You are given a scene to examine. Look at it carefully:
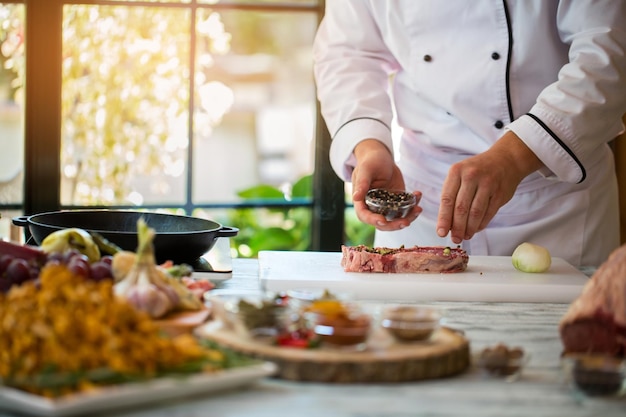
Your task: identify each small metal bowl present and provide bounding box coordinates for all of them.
[562,354,625,397]
[365,189,417,221]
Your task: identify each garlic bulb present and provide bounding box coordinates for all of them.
[125,276,173,319]
[113,218,179,318]
[112,237,203,312]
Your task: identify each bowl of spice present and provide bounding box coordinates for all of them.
[476,343,528,380]
[365,189,417,221]
[303,299,372,350]
[207,290,290,341]
[380,305,442,342]
[285,288,352,310]
[562,354,625,397]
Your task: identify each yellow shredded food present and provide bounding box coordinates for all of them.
[305,299,350,318]
[0,264,223,397]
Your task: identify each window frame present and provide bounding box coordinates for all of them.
[17,0,344,251]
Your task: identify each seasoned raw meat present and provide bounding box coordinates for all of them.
[559,244,626,357]
[341,245,469,273]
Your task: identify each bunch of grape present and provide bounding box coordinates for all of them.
[0,250,114,294]
[0,254,41,293]
[47,250,114,282]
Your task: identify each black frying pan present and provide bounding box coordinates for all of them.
[12,210,238,264]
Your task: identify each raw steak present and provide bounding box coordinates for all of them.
[341,245,469,273]
[559,244,626,357]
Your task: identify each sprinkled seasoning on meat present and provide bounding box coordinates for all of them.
[341,245,469,273]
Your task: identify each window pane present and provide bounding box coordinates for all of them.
[61,5,191,206]
[193,8,316,203]
[0,4,25,210]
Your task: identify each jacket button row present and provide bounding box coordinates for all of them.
[494,120,504,129]
[423,53,500,62]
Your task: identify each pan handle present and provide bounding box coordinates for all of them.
[11,215,35,245]
[12,215,30,228]
[217,226,239,238]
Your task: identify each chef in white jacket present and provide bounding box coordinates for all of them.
[313,0,626,267]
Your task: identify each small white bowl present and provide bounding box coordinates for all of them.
[206,290,289,340]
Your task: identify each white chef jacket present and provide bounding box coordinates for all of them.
[313,0,626,267]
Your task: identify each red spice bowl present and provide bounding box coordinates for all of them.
[303,300,372,350]
[285,288,353,310]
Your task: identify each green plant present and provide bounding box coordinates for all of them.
[344,208,375,247]
[228,174,374,258]
[228,175,312,258]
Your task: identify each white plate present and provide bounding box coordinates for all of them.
[0,362,277,417]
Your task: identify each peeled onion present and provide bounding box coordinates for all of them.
[511,242,552,273]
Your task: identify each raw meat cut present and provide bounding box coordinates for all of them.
[341,245,469,273]
[559,244,626,357]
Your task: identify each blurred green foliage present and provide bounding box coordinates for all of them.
[228,174,374,258]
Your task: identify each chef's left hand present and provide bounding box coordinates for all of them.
[436,131,543,244]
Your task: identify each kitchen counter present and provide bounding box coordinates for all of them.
[2,258,624,417]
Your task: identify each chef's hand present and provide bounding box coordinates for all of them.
[352,139,422,231]
[436,131,543,243]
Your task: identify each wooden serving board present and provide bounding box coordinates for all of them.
[197,321,470,383]
[259,251,589,303]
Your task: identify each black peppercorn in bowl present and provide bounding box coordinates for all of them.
[365,189,417,221]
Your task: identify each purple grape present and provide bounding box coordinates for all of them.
[100,255,113,266]
[45,258,62,267]
[29,265,41,279]
[67,256,91,278]
[6,258,32,285]
[63,250,84,264]
[0,254,13,275]
[89,261,113,282]
[46,252,65,264]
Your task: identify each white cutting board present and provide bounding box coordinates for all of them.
[258,251,590,303]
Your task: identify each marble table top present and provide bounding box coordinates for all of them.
[1,258,623,417]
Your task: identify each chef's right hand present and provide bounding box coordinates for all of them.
[351,139,422,231]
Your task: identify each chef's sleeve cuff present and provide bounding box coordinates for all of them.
[507,113,585,184]
[329,117,394,181]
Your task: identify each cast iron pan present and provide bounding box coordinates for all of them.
[12,210,239,265]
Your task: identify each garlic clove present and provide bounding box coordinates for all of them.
[126,281,174,319]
